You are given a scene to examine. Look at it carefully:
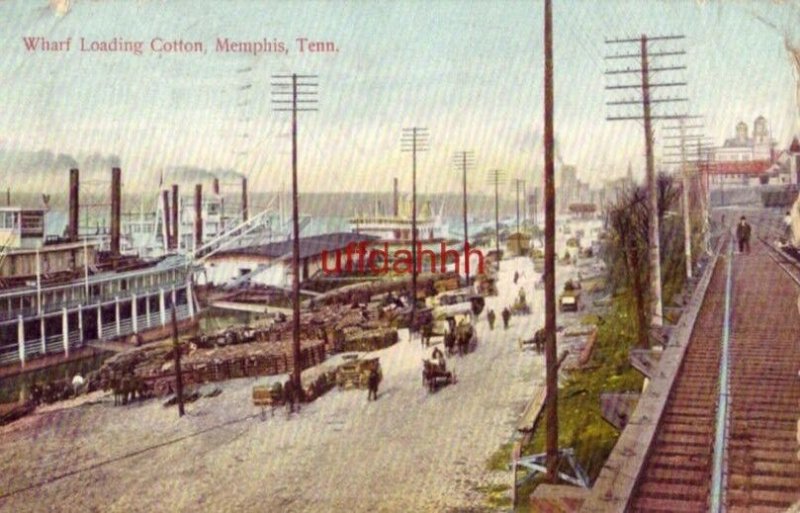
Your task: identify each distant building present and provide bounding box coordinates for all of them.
[704,116,776,187]
[785,136,800,184]
[527,188,540,224]
[506,232,532,257]
[205,232,378,288]
[603,163,636,203]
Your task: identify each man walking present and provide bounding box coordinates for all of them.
[736,216,752,254]
[502,307,511,330]
[367,368,380,401]
[783,210,793,245]
[284,379,296,414]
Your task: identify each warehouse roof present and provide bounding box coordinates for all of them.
[214,232,378,260]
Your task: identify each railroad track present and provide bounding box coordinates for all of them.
[629,216,800,512]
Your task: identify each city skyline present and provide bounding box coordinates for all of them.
[0,0,797,195]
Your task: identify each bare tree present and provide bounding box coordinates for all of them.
[605,173,683,348]
[607,186,649,348]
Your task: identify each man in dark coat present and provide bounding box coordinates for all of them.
[502,307,511,330]
[367,368,380,401]
[284,379,296,414]
[736,216,751,254]
[487,309,496,330]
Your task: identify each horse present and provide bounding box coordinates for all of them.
[421,323,433,348]
[444,332,456,356]
[456,323,475,356]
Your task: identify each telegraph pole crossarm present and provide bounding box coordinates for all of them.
[272,73,319,402]
[604,32,690,330]
[453,151,475,286]
[401,127,429,329]
[487,169,505,257]
[663,119,708,280]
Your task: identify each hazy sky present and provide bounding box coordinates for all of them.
[0,0,797,196]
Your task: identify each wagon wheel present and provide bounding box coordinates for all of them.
[153,379,170,397]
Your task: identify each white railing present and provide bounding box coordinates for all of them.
[191,199,275,263]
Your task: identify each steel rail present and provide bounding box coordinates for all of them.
[710,237,733,512]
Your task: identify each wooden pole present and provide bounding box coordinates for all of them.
[640,35,664,327]
[494,176,500,255]
[171,305,185,417]
[411,128,418,325]
[290,73,303,400]
[543,0,559,481]
[462,153,470,285]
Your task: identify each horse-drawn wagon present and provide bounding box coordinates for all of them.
[422,358,456,392]
[428,288,485,317]
[335,355,382,390]
[559,280,582,313]
[520,327,546,353]
[510,293,531,316]
[432,304,478,355]
[252,383,284,418]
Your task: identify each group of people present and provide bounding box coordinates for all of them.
[486,307,512,330]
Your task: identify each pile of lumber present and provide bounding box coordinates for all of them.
[313,272,459,306]
[95,337,327,397]
[340,327,398,352]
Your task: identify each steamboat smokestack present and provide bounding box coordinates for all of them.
[68,168,79,242]
[110,167,121,256]
[194,184,203,249]
[161,189,171,251]
[393,177,399,217]
[171,184,179,250]
[213,177,220,195]
[241,177,248,222]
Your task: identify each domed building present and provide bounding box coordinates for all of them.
[704,116,776,187]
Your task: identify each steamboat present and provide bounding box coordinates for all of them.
[0,168,197,368]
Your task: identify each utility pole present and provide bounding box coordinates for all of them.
[663,122,706,280]
[514,179,526,234]
[272,73,318,400]
[488,169,505,256]
[698,140,714,254]
[522,180,528,228]
[543,0,558,482]
[453,151,474,285]
[678,119,692,279]
[170,304,185,417]
[401,127,429,327]
[605,33,689,329]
